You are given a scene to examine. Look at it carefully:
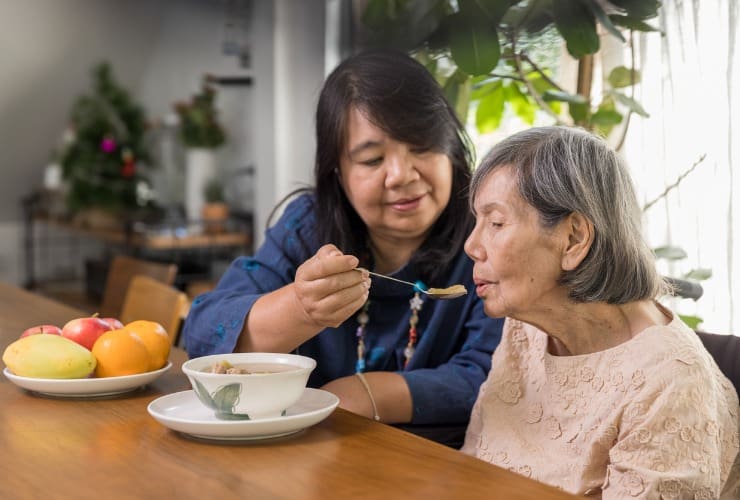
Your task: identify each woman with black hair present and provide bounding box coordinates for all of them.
[182,49,503,444]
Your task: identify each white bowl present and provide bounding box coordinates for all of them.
[182,353,316,420]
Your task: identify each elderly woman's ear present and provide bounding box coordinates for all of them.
[560,212,594,271]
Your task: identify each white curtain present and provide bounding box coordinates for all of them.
[624,0,740,334]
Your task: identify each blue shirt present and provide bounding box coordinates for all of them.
[182,194,503,426]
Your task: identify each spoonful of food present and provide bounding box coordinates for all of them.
[355,268,468,300]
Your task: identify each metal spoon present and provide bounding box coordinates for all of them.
[355,268,468,300]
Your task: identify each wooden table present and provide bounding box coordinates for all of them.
[0,282,577,499]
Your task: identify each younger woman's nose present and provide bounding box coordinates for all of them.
[385,150,419,187]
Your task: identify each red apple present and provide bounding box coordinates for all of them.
[101,318,124,330]
[20,324,63,338]
[62,317,113,350]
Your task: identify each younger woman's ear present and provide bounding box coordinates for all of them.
[561,212,594,271]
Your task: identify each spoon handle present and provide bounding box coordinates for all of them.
[356,268,421,290]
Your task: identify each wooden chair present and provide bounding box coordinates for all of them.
[120,275,189,345]
[99,255,178,318]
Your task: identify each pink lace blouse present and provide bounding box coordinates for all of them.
[462,314,740,498]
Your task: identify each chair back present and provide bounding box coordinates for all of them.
[99,255,177,318]
[120,275,189,345]
[696,330,740,397]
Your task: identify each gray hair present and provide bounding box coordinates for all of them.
[470,126,666,304]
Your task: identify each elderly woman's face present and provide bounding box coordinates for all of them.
[338,106,453,246]
[464,165,566,320]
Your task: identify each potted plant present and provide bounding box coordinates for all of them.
[173,78,227,222]
[59,62,155,228]
[359,0,661,142]
[201,177,229,234]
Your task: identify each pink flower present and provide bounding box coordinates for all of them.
[658,479,682,498]
[496,379,522,404]
[525,403,543,424]
[579,366,595,382]
[664,416,681,433]
[100,135,117,153]
[620,471,645,496]
[544,416,562,439]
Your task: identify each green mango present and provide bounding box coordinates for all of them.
[3,334,96,378]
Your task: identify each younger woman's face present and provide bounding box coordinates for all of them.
[338,106,453,246]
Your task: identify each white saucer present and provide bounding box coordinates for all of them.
[3,362,172,398]
[147,387,339,441]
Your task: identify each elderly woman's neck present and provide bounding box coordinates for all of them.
[528,300,671,356]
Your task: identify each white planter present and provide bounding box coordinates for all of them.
[184,148,217,221]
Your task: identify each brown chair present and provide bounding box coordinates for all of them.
[119,275,189,345]
[99,255,178,319]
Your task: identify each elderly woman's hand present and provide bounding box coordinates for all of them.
[293,244,370,329]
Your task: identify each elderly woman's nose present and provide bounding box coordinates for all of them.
[464,226,483,260]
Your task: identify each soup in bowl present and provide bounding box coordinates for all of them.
[182,353,316,420]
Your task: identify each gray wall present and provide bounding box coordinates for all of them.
[0,0,328,286]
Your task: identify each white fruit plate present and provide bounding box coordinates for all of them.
[2,362,172,397]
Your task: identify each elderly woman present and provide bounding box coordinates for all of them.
[462,126,739,498]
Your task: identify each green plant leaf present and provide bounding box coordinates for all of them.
[470,77,502,100]
[679,314,703,330]
[466,0,513,25]
[608,66,641,88]
[609,15,660,32]
[504,83,536,124]
[568,102,589,124]
[360,0,394,30]
[552,1,599,58]
[476,84,506,133]
[590,108,623,126]
[608,0,661,21]
[449,11,501,75]
[654,246,688,260]
[502,1,553,34]
[684,268,713,281]
[443,70,472,123]
[361,0,449,50]
[584,0,625,42]
[529,74,561,114]
[611,91,650,118]
[542,89,587,104]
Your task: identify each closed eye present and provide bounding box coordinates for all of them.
[410,147,431,154]
[360,157,383,166]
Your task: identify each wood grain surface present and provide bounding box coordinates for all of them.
[0,282,578,499]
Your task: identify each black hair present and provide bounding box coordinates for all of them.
[312,49,474,284]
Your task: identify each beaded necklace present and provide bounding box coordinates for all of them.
[355,281,426,373]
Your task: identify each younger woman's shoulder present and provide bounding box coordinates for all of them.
[269,192,317,231]
[282,191,316,217]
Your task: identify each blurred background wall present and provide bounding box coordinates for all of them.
[0,0,328,286]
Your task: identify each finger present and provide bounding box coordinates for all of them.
[309,287,370,328]
[297,270,369,307]
[316,243,342,258]
[302,246,360,281]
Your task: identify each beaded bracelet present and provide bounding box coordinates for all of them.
[355,372,381,421]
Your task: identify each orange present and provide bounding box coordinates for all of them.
[124,320,171,371]
[91,329,150,377]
